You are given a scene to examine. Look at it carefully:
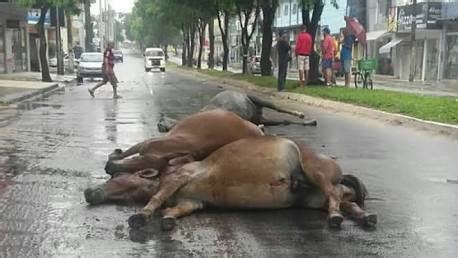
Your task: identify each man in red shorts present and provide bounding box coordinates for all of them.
[88,41,122,99]
[295,24,312,86]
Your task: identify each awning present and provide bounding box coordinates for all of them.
[379,38,406,54]
[366,30,388,41]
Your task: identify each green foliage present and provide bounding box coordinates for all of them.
[18,0,80,12]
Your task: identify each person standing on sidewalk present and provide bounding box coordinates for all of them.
[294,25,313,86]
[88,42,121,99]
[340,29,355,87]
[320,27,335,86]
[277,31,291,92]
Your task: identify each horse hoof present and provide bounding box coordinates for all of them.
[328,213,344,229]
[128,213,148,230]
[161,217,176,231]
[84,187,105,205]
[363,213,377,228]
[108,149,123,161]
[304,120,318,127]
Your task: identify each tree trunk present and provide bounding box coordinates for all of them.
[37,7,52,82]
[197,20,207,69]
[208,19,215,69]
[66,12,74,73]
[238,7,260,74]
[217,11,230,71]
[187,23,196,67]
[302,2,324,84]
[260,0,277,76]
[182,25,187,66]
[83,0,93,52]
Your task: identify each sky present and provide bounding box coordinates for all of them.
[90,0,136,15]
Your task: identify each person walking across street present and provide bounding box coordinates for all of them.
[294,24,313,86]
[340,29,355,87]
[277,31,291,92]
[320,27,335,86]
[88,41,122,99]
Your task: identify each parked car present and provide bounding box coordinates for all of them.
[76,52,103,83]
[113,50,123,62]
[247,56,273,75]
[144,47,165,72]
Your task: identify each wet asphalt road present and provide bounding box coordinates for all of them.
[1,52,458,257]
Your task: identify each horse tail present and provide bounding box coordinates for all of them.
[340,174,368,208]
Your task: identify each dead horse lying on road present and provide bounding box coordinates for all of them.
[157,90,317,133]
[85,136,377,230]
[105,109,264,176]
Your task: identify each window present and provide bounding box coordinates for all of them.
[292,3,297,14]
[284,5,289,16]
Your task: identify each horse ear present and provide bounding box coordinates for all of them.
[139,168,159,179]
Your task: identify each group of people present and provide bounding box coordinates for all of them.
[276,24,355,91]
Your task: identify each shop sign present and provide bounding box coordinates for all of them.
[397,3,442,32]
[442,2,458,20]
[27,9,51,25]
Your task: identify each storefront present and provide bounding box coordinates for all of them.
[0,3,29,73]
[380,2,443,81]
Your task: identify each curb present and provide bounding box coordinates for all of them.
[0,83,60,105]
[172,66,458,138]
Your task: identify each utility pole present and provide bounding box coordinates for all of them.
[408,0,417,82]
[56,7,64,75]
[99,0,104,51]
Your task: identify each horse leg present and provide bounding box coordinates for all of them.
[108,138,161,161]
[128,163,200,229]
[160,199,204,231]
[340,201,377,228]
[301,169,344,228]
[105,155,155,176]
[248,95,304,118]
[260,117,317,127]
[339,184,377,228]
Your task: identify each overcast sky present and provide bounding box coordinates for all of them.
[91,0,136,15]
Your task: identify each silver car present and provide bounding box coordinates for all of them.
[76,52,103,83]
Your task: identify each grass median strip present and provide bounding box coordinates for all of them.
[175,65,458,125]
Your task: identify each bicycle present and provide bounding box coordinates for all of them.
[353,58,377,89]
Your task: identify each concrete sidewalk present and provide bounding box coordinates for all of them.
[0,72,74,105]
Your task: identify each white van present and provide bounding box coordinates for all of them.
[144,47,166,72]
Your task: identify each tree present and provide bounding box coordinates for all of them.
[300,0,338,83]
[259,0,278,76]
[19,0,80,81]
[235,0,260,74]
[208,19,215,69]
[217,4,232,71]
[82,0,94,52]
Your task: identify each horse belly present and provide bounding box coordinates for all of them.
[178,179,296,209]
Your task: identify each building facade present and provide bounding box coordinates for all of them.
[354,0,458,81]
[0,0,29,73]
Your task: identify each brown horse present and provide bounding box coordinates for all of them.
[105,109,264,176]
[85,136,376,230]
